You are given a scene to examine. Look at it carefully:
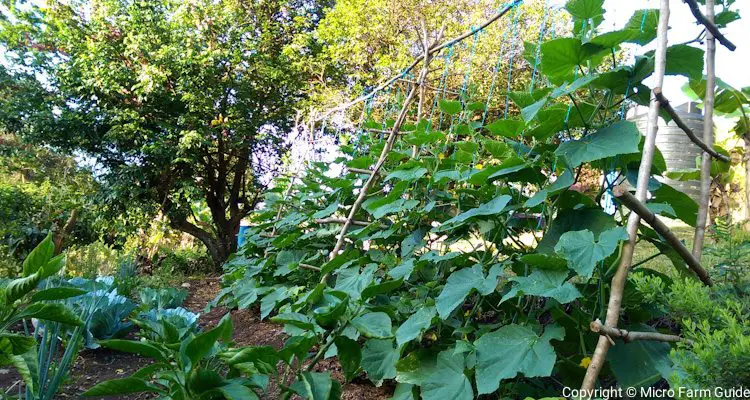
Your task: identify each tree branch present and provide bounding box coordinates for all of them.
[653,88,729,163]
[590,319,693,344]
[613,186,713,286]
[683,0,736,51]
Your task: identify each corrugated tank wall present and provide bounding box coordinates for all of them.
[630,103,706,202]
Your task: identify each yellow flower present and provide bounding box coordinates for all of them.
[438,153,445,160]
[475,163,484,170]
[579,357,592,368]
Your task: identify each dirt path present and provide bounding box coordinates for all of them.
[182,277,394,400]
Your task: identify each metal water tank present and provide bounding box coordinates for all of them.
[630,102,705,201]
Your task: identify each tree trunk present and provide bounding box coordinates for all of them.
[693,0,716,257]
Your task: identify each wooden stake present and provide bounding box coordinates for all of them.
[683,0,736,51]
[693,0,717,258]
[612,186,713,286]
[653,88,728,163]
[315,218,371,227]
[581,0,671,392]
[590,319,693,345]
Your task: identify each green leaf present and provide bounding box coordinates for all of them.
[82,377,159,396]
[665,45,704,80]
[540,38,585,82]
[438,100,462,116]
[391,383,415,400]
[100,340,167,362]
[625,9,659,44]
[525,169,574,207]
[334,336,361,382]
[22,234,54,277]
[4,273,42,303]
[665,168,701,181]
[361,278,403,300]
[395,306,436,348]
[334,265,376,300]
[565,0,604,20]
[30,287,87,302]
[320,249,359,276]
[389,259,415,280]
[185,316,232,366]
[8,349,38,395]
[485,119,525,137]
[271,312,316,331]
[714,10,740,27]
[364,198,419,219]
[555,227,629,277]
[607,325,672,387]
[555,121,640,168]
[436,264,503,319]
[312,201,339,219]
[38,254,66,279]
[501,268,582,304]
[521,98,549,122]
[384,167,428,182]
[421,350,473,400]
[352,312,393,338]
[519,253,568,271]
[217,383,259,400]
[16,303,84,326]
[651,183,698,226]
[361,339,398,382]
[0,333,35,355]
[474,324,564,394]
[434,195,512,232]
[298,372,338,400]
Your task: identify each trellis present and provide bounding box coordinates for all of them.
[268,0,735,394]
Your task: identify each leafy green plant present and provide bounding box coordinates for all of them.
[0,234,89,399]
[136,307,200,342]
[199,0,740,396]
[138,287,189,310]
[82,314,265,399]
[704,218,750,291]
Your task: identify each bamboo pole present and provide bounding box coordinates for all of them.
[693,0,717,258]
[580,0,671,392]
[590,319,693,345]
[612,186,713,286]
[653,88,728,163]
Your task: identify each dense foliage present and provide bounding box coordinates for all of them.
[186,2,741,398]
[0,0,330,268]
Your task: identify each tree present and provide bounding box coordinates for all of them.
[0,0,328,269]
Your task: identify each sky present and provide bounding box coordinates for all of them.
[599,0,750,103]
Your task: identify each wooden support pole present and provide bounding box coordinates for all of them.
[613,186,713,287]
[299,263,321,272]
[346,167,375,175]
[693,0,718,258]
[653,88,729,163]
[683,0,736,51]
[590,319,693,345]
[315,218,371,227]
[581,0,671,392]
